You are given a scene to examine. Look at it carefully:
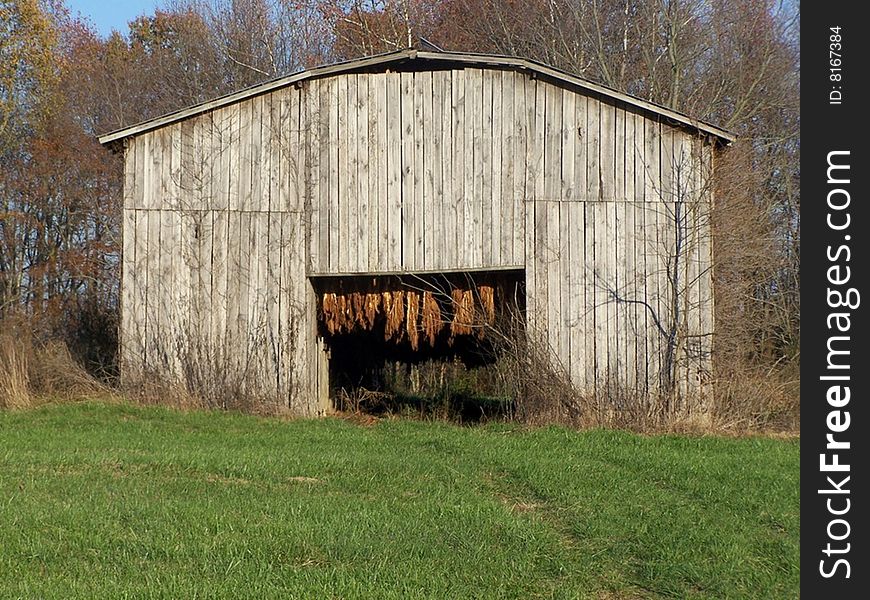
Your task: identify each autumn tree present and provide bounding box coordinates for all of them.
[1,0,61,315]
[317,0,441,59]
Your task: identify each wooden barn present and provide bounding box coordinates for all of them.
[99,49,734,416]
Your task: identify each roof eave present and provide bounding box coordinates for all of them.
[98,49,735,147]
[97,49,418,147]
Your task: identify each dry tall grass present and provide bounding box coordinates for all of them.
[0,327,111,409]
[482,305,799,434]
[0,332,30,409]
[2,312,799,434]
[118,322,285,416]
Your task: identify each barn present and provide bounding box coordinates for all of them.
[99,49,734,416]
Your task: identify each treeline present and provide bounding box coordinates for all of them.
[1,0,799,422]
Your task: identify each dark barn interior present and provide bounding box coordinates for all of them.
[312,270,525,420]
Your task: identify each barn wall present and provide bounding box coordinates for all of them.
[120,87,327,415]
[304,68,527,274]
[520,79,714,407]
[120,62,715,414]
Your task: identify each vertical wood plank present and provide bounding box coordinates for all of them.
[314,79,330,273]
[524,75,541,333]
[301,83,317,270]
[400,71,415,270]
[356,74,370,272]
[600,102,615,202]
[583,200,596,396]
[606,198,619,398]
[574,94,587,200]
[614,108,628,397]
[645,117,662,397]
[413,70,426,269]
[561,88,576,202]
[259,212,276,398]
[558,201,571,377]
[328,77,340,271]
[154,129,171,371]
[490,70,503,265]
[141,220,159,376]
[170,126,187,365]
[147,132,161,211]
[544,82,562,206]
[450,69,466,268]
[469,68,484,267]
[269,211,290,408]
[211,209,228,378]
[512,72,527,263]
[283,211,297,407]
[615,107,625,202]
[278,211,291,405]
[341,74,355,272]
[250,95,263,212]
[624,111,638,398]
[598,102,617,398]
[499,71,514,265]
[158,209,175,371]
[438,71,454,270]
[568,201,586,391]
[356,75,375,271]
[632,112,648,398]
[189,116,204,210]
[366,73,380,271]
[240,212,256,390]
[225,209,242,379]
[386,71,402,270]
[422,70,437,270]
[375,73,389,271]
[533,73,548,345]
[212,109,228,212]
[616,200,633,397]
[178,120,192,212]
[461,69,475,268]
[238,99,253,212]
[227,103,241,213]
[132,136,146,209]
[592,201,608,399]
[246,211,261,395]
[546,201,561,365]
[533,175,549,358]
[197,210,214,371]
[280,88,296,213]
[480,69,494,267]
[266,91,279,215]
[586,99,600,203]
[349,74,362,272]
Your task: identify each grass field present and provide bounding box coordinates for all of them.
[0,402,798,599]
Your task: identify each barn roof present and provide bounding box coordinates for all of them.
[98,49,735,147]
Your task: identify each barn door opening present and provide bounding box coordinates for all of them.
[311,270,525,422]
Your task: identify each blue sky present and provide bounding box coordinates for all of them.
[66,0,165,37]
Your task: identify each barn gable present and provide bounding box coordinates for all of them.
[103,50,730,416]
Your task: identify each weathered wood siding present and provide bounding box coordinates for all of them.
[121,86,327,415]
[120,61,716,413]
[305,68,527,274]
[521,86,715,406]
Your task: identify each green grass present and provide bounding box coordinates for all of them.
[0,402,799,599]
